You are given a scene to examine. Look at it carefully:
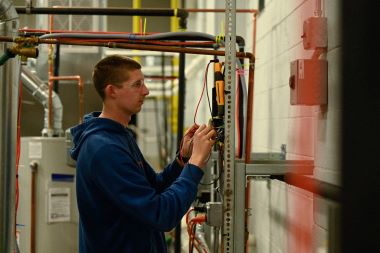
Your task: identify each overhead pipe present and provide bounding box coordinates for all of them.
[15,6,189,17]
[58,40,254,59]
[39,31,216,41]
[20,66,63,136]
[1,38,255,148]
[0,1,19,253]
[0,37,253,59]
[15,6,189,29]
[0,36,256,60]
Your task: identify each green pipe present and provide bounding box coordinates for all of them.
[0,48,15,66]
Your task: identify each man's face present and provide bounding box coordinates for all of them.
[113,69,149,116]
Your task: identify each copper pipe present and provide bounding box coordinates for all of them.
[0,35,14,42]
[0,37,255,61]
[79,79,84,123]
[47,14,55,132]
[252,12,258,60]
[63,40,255,60]
[49,76,84,123]
[29,162,38,253]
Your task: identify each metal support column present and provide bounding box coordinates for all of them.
[174,51,186,253]
[222,0,237,252]
[0,2,19,253]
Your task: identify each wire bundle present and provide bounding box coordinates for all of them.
[185,208,208,253]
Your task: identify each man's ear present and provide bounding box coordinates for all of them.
[104,84,117,99]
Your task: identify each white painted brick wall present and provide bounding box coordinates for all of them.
[270,180,288,253]
[248,178,271,253]
[189,1,342,252]
[246,0,342,252]
[287,184,314,253]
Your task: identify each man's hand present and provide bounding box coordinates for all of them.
[180,124,199,160]
[188,124,216,169]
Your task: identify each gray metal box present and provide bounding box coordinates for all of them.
[302,17,328,49]
[17,137,78,253]
[289,59,328,105]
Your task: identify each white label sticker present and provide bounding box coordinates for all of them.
[48,188,70,223]
[29,142,42,159]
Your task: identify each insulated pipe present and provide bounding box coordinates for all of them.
[0,37,254,60]
[285,173,342,202]
[21,66,63,136]
[0,1,19,253]
[39,31,216,41]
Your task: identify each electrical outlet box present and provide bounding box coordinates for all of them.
[206,202,223,227]
[302,17,327,49]
[289,59,328,105]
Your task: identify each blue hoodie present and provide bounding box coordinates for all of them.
[70,112,203,253]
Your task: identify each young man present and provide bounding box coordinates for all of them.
[70,55,216,253]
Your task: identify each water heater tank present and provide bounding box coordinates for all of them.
[17,137,78,253]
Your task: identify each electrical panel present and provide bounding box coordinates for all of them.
[289,59,327,105]
[302,17,327,50]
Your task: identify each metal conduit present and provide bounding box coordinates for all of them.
[15,6,189,29]
[285,173,342,202]
[0,1,19,253]
[15,7,189,18]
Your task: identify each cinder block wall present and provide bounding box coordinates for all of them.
[242,0,341,252]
